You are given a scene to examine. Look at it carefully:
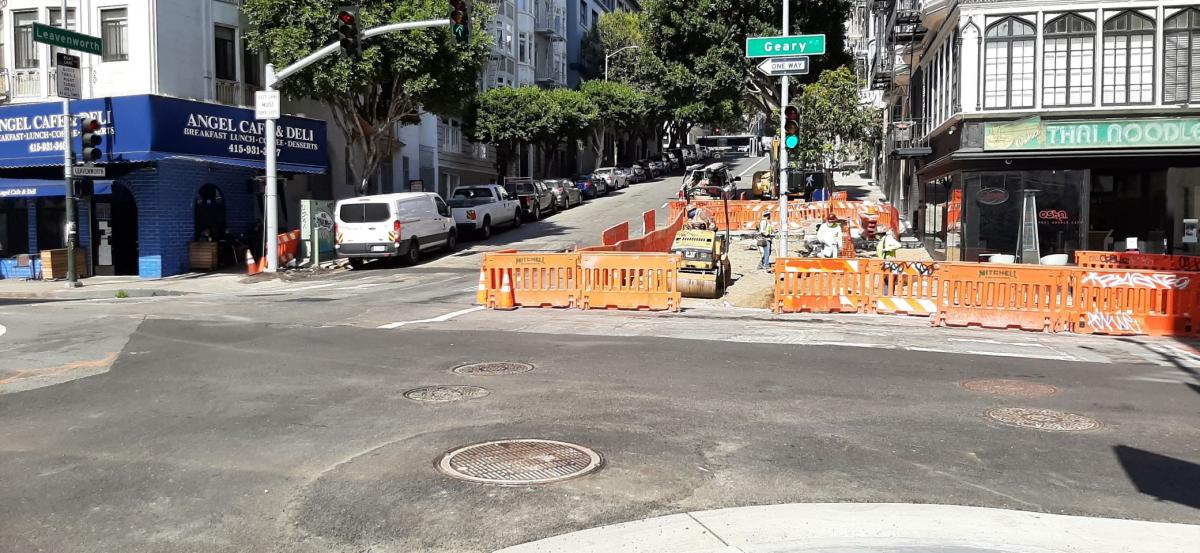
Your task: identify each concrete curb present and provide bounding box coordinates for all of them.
[0,288,191,300]
[493,503,1200,553]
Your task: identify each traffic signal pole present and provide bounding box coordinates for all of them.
[260,18,450,272]
[61,0,80,287]
[777,0,790,256]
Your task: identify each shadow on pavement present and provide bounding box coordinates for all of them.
[1117,337,1200,396]
[1114,445,1200,509]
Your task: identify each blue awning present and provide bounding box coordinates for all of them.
[0,178,113,198]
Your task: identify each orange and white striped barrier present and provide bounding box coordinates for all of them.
[875,297,937,316]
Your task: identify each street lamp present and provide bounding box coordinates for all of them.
[604,45,640,81]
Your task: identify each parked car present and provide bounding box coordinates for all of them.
[648,157,669,175]
[545,178,583,210]
[574,173,603,198]
[335,192,456,269]
[447,184,522,239]
[663,152,681,171]
[593,167,629,190]
[506,178,558,220]
[638,159,660,178]
[681,148,696,164]
[629,164,648,183]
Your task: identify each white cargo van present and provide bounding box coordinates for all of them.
[334,192,456,269]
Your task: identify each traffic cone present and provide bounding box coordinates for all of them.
[245,249,261,276]
[476,269,489,305]
[495,270,516,310]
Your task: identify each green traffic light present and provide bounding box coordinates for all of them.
[785,135,798,149]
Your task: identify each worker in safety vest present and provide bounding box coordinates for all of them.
[815,214,843,258]
[757,212,775,270]
[876,229,901,259]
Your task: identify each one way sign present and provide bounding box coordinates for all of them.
[756,56,810,77]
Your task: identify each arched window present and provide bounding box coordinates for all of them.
[1103,11,1155,104]
[1043,14,1095,106]
[1165,8,1200,103]
[984,17,1036,109]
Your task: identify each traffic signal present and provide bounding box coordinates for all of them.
[449,0,470,44]
[783,105,799,149]
[79,117,102,163]
[335,6,361,58]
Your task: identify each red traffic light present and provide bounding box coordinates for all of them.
[338,11,355,25]
[784,105,799,121]
[81,118,101,133]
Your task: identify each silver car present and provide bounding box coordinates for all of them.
[544,178,583,210]
[593,167,629,189]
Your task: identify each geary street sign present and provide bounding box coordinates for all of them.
[746,34,826,58]
[756,56,810,77]
[33,23,103,57]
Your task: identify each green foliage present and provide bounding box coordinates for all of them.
[792,66,880,170]
[580,80,651,167]
[467,86,598,180]
[243,0,492,194]
[115,290,128,299]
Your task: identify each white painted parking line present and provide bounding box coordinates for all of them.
[377,306,485,329]
[286,282,342,292]
[736,156,768,177]
[947,338,1048,348]
[0,323,6,339]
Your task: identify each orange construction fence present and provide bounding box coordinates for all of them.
[481,251,581,308]
[601,221,629,246]
[246,230,302,275]
[1074,251,1200,272]
[668,200,902,236]
[772,257,1200,337]
[580,252,682,311]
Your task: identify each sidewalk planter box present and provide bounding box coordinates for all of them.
[39,248,88,280]
[189,242,220,272]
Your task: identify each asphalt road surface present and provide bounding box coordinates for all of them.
[1,154,1198,553]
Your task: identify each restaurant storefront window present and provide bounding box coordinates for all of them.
[961,170,1087,262]
[0,199,29,257]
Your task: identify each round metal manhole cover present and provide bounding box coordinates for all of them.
[961,378,1059,398]
[452,362,534,376]
[403,385,490,403]
[984,408,1101,432]
[437,439,602,485]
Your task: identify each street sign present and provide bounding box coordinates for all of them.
[255,90,281,120]
[745,34,826,58]
[73,165,106,178]
[32,23,103,56]
[756,56,810,77]
[55,53,81,99]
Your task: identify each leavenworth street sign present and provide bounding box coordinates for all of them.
[984,116,1200,150]
[32,23,103,57]
[745,34,826,58]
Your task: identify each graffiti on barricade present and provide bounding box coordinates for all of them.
[880,261,935,276]
[1082,272,1191,290]
[1086,310,1143,334]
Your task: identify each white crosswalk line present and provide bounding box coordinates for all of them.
[377,306,485,329]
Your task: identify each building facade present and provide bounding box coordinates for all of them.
[0,0,328,280]
[871,0,1200,262]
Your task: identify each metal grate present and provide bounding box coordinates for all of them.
[961,379,1059,398]
[452,362,534,376]
[403,385,490,403]
[984,408,1101,432]
[438,439,602,485]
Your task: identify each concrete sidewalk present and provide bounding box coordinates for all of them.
[495,503,1200,553]
[0,269,303,300]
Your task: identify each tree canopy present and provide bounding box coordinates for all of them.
[467,87,598,181]
[244,0,492,194]
[792,66,880,170]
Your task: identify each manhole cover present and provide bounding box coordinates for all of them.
[403,385,490,403]
[452,362,534,376]
[984,408,1101,432]
[961,378,1058,397]
[437,439,602,485]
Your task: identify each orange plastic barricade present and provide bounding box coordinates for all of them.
[579,252,681,311]
[1074,251,1200,272]
[480,250,579,309]
[831,191,848,200]
[865,259,939,316]
[643,210,656,233]
[933,264,1070,332]
[602,222,629,246]
[772,258,867,313]
[1069,269,1198,336]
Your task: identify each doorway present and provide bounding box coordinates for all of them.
[93,183,138,276]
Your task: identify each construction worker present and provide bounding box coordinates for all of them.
[757,212,775,270]
[816,214,843,258]
[685,206,717,230]
[876,229,901,259]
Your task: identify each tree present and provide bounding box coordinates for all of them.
[579,80,650,168]
[581,11,670,157]
[792,66,880,171]
[467,87,561,183]
[643,0,853,126]
[538,89,598,175]
[244,0,492,195]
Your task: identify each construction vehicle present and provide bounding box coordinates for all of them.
[671,184,734,299]
[752,170,774,200]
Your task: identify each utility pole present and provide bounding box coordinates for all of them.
[777,0,790,256]
[61,0,78,288]
[260,18,451,272]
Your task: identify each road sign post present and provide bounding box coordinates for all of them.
[745,34,826,58]
[756,56,810,77]
[34,6,104,288]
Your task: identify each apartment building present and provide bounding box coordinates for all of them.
[565,0,640,87]
[870,0,1200,262]
[0,0,328,280]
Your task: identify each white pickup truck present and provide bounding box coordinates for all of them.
[448,184,522,239]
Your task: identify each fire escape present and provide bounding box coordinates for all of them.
[871,0,931,158]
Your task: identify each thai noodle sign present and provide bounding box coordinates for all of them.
[983,116,1200,150]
